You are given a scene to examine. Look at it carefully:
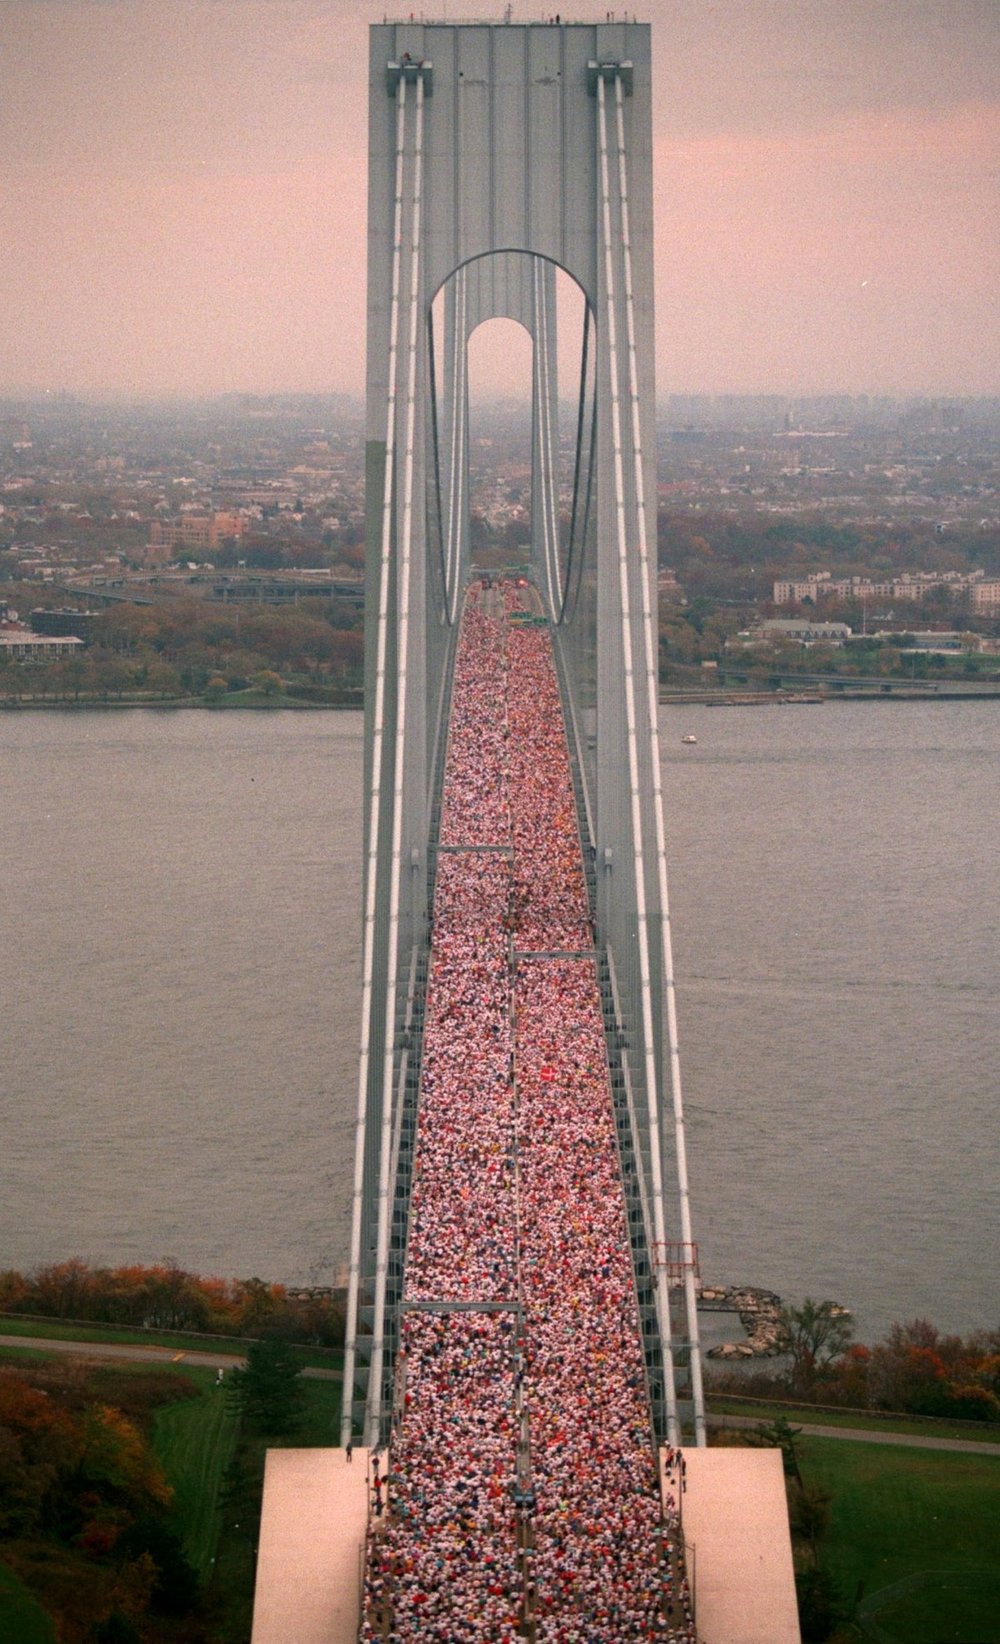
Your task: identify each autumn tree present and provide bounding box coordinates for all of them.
[778,1298,855,1396]
[867,1319,1000,1420]
[143,660,181,698]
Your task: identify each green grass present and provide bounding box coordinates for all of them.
[863,1572,1000,1644]
[151,1363,339,1633]
[0,1316,254,1353]
[0,1562,57,1644]
[710,1397,1000,1445]
[0,1345,58,1366]
[202,1370,343,1640]
[802,1435,1000,1642]
[297,1374,342,1445]
[153,1378,241,1580]
[205,687,313,708]
[0,1315,342,1371]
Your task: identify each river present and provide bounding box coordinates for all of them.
[1,700,997,1343]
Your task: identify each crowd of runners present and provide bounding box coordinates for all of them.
[360,583,694,1642]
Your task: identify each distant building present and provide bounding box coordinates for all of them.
[772,575,829,604]
[774,570,987,606]
[760,619,851,646]
[971,580,1000,615]
[29,607,99,640]
[149,512,244,559]
[877,631,967,653]
[0,626,85,663]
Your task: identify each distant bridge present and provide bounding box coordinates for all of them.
[717,664,1000,696]
[58,572,365,609]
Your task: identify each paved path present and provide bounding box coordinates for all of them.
[0,1333,342,1381]
[709,1412,1000,1457]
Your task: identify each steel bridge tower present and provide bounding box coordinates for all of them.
[343,18,705,1450]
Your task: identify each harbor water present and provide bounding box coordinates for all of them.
[1,700,997,1343]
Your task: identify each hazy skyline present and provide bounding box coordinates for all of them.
[4,0,999,401]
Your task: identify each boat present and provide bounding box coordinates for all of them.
[681,733,697,745]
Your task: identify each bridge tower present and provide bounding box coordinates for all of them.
[343,18,705,1449]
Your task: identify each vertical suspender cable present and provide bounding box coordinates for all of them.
[445,265,467,624]
[367,68,426,1447]
[597,72,679,1445]
[614,74,706,1443]
[533,256,560,622]
[542,263,562,621]
[455,265,467,622]
[561,301,593,625]
[341,75,408,1446]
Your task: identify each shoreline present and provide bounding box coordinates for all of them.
[0,694,363,711]
[661,685,1000,706]
[4,688,998,711]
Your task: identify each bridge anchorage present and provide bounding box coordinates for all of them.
[344,19,705,1641]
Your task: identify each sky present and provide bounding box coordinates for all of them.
[2,0,999,400]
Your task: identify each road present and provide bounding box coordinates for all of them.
[4,1338,997,1451]
[0,1333,341,1381]
[708,1413,1000,1457]
[7,1334,1000,1453]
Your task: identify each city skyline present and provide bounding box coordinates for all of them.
[4,0,999,402]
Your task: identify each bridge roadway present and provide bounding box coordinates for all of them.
[360,582,693,1643]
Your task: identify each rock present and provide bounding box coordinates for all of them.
[699,1278,846,1359]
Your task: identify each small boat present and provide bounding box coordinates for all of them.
[681,733,697,745]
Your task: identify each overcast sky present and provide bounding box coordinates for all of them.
[3,0,998,400]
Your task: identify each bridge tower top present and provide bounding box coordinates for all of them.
[366,18,653,432]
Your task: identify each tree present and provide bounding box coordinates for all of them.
[27,1259,83,1317]
[115,1515,199,1616]
[795,1566,843,1643]
[778,1298,854,1395]
[144,661,181,699]
[53,653,94,701]
[226,1338,304,1435]
[78,1404,172,1511]
[94,657,132,700]
[750,1413,804,1483]
[95,1613,142,1644]
[233,1275,280,1335]
[254,669,284,697]
[789,1478,832,1556]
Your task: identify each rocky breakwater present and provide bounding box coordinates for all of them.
[697,1284,786,1359]
[696,1284,851,1358]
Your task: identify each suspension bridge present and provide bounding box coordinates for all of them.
[251,20,800,1644]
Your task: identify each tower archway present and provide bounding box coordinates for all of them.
[427,251,596,628]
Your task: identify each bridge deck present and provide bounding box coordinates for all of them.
[360,583,693,1642]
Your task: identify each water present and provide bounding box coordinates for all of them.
[661,698,1000,1342]
[1,710,363,1289]
[1,701,997,1343]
